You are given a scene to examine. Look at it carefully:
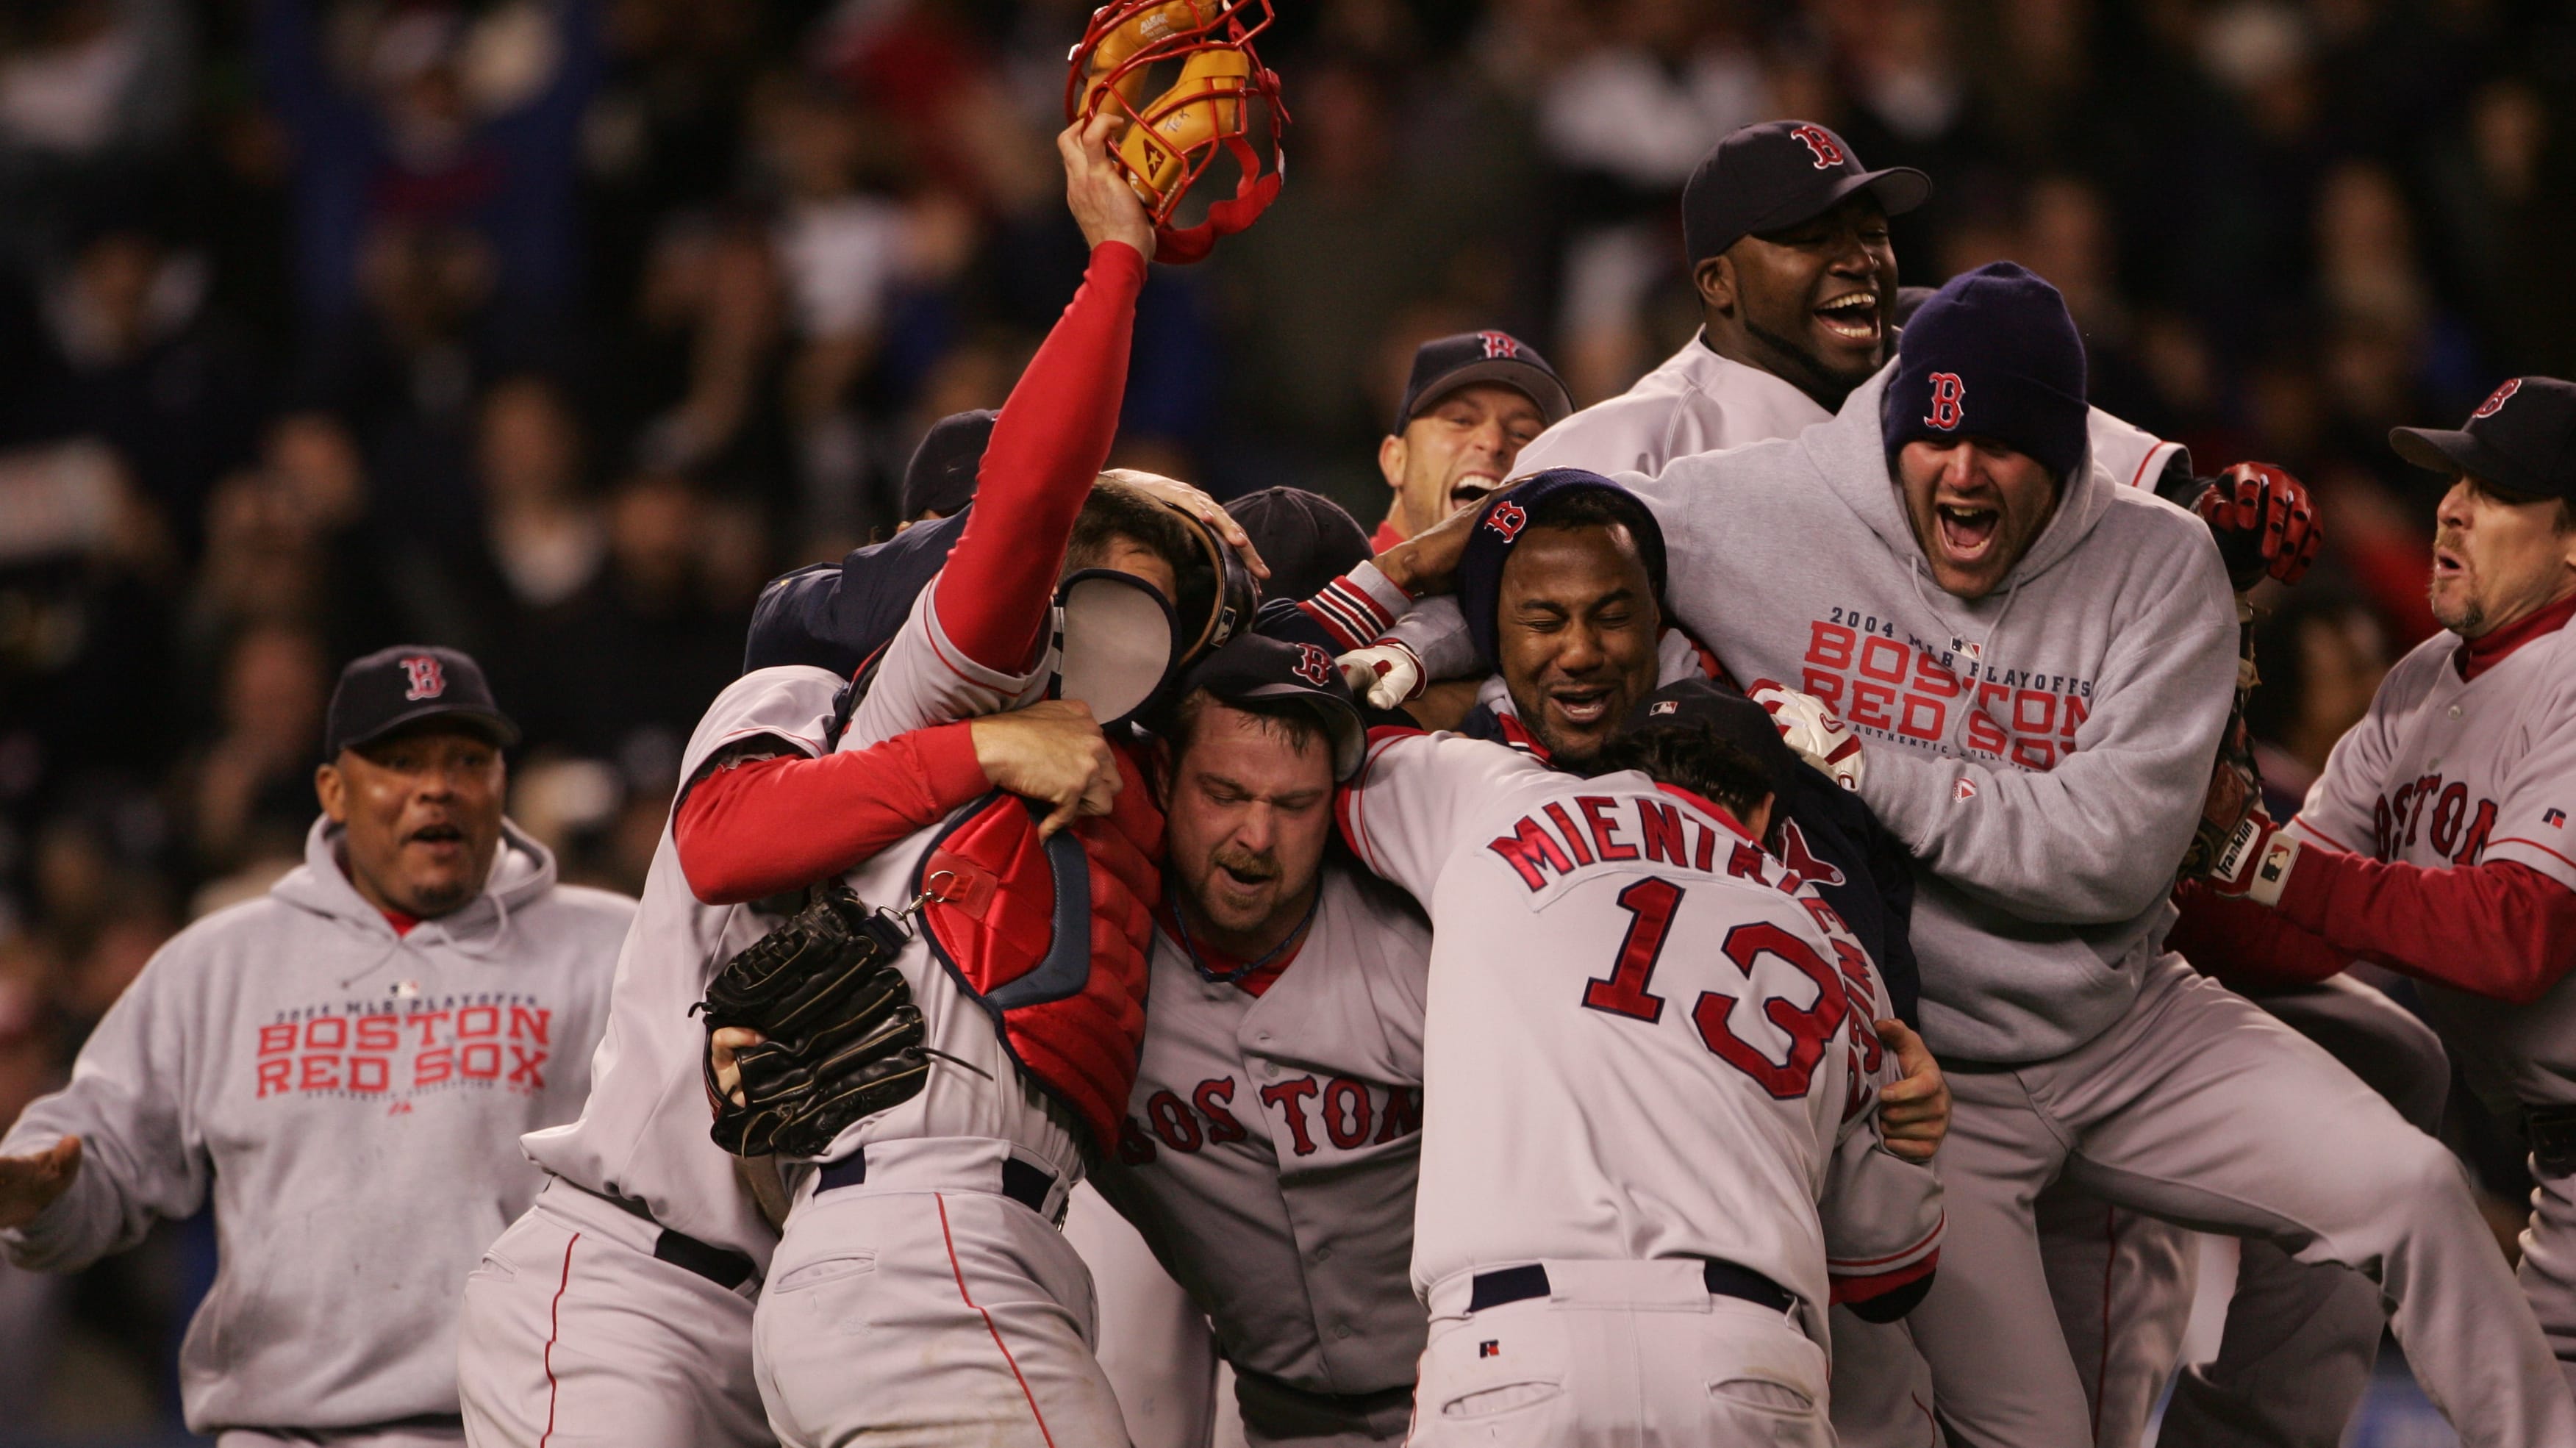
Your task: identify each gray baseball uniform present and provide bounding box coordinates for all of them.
[1484,337,2460,1447]
[460,664,850,1448]
[2287,610,2576,1388]
[1088,862,1433,1448]
[1340,727,1943,1445]
[1569,365,2572,1445]
[1,819,625,1444]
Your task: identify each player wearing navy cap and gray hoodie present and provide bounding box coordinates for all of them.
[0,647,631,1448]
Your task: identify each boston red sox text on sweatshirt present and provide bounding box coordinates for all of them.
[1611,364,2240,1063]
[0,817,628,1436]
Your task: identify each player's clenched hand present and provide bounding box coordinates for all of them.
[971,701,1123,838]
[1060,114,1156,259]
[1749,682,1866,792]
[1106,469,1270,581]
[1373,478,1523,596]
[708,1028,765,1115]
[2193,462,2321,589]
[0,1136,82,1230]
[1873,1022,1948,1162]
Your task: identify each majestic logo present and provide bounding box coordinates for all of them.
[1290,643,1332,688]
[2474,379,2523,418]
[1478,331,1520,359]
[1478,1341,1501,1358]
[1953,778,1978,802]
[400,655,447,701]
[1924,373,1966,431]
[2547,808,2566,829]
[1790,123,1845,168]
[1485,499,1528,541]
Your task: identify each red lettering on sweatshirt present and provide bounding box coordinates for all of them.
[252,997,561,1102]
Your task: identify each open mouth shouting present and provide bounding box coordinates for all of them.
[1545,684,1618,734]
[1935,499,2002,562]
[1815,289,1881,344]
[1448,471,1505,513]
[406,820,468,858]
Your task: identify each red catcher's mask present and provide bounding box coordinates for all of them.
[1066,0,1288,265]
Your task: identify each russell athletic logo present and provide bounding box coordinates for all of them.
[2475,378,2523,418]
[1485,499,1529,541]
[401,655,447,701]
[1291,644,1333,688]
[1791,123,1845,168]
[1478,331,1520,359]
[1925,373,1966,430]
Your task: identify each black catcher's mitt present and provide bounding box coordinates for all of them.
[700,886,931,1159]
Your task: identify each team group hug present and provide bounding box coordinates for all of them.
[6,102,2576,1448]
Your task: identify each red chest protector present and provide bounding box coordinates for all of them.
[909,747,1162,1153]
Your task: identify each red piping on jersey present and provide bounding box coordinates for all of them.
[934,242,1144,673]
[2126,448,2162,492]
[2457,590,2576,682]
[538,1231,579,1448]
[674,724,989,905]
[939,1192,1059,1448]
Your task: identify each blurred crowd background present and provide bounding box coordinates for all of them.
[0,0,2568,1435]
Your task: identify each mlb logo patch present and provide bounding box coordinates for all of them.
[1953,778,1978,802]
[1649,700,1678,716]
[1478,1341,1500,1358]
[2547,809,2566,829]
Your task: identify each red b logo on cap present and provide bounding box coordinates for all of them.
[1478,331,1520,360]
[1791,124,1845,169]
[400,655,447,701]
[1291,643,1332,688]
[1924,373,1966,430]
[1486,499,1528,541]
[2475,378,2522,418]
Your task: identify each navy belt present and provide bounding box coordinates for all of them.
[1467,1260,1795,1315]
[816,1150,1058,1217]
[570,1180,756,1291]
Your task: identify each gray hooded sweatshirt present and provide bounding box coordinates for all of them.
[1,817,628,1436]
[1606,366,2239,1062]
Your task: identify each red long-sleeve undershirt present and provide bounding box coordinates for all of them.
[2172,853,2576,1005]
[933,240,1145,672]
[674,725,990,906]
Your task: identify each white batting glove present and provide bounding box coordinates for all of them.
[2208,810,2301,908]
[1750,683,1867,792]
[1337,641,1425,710]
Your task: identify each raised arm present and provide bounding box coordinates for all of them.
[929,118,1155,674]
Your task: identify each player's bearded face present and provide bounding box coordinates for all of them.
[1496,526,1661,765]
[320,724,507,919]
[1165,705,1335,950]
[1897,440,2061,601]
[2429,476,2576,638]
[1714,197,1897,402]
[1384,385,1548,537]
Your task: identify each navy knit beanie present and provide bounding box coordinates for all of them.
[1459,470,1669,666]
[1883,262,2089,484]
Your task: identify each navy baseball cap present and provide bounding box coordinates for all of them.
[1457,470,1670,667]
[1620,676,1803,798]
[1226,487,1373,603]
[2391,378,2576,504]
[325,645,518,758]
[1393,331,1574,434]
[899,409,996,521]
[1170,633,1367,780]
[1683,121,1931,266]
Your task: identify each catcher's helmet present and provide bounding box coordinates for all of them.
[1067,0,1287,264]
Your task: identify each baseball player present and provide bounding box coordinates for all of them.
[1478,116,2417,1447]
[1078,634,1428,1448]
[0,647,629,1448]
[1370,331,1573,551]
[1339,677,1942,1444]
[2178,376,2576,1391]
[1360,265,2570,1442]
